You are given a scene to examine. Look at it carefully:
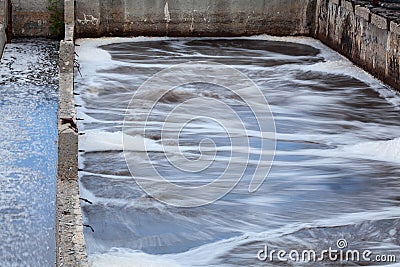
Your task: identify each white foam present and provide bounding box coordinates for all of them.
[79,131,123,152]
[247,35,400,110]
[89,206,400,267]
[75,37,171,78]
[76,35,400,109]
[342,137,400,163]
[79,131,163,152]
[89,249,182,267]
[76,36,400,266]
[270,137,400,165]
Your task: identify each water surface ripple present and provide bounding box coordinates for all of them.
[0,39,59,266]
[75,37,400,266]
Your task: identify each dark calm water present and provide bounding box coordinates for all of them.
[75,37,400,266]
[0,39,58,266]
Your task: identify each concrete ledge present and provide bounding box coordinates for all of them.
[56,39,88,267]
[355,5,370,22]
[341,0,354,12]
[371,13,388,30]
[0,24,5,59]
[390,21,400,35]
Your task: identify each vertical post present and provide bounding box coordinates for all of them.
[6,0,11,42]
[372,0,378,7]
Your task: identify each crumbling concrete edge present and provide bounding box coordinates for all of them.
[56,0,88,266]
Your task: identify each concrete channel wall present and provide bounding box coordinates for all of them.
[75,0,316,37]
[314,0,400,91]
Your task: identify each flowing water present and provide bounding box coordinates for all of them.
[75,36,400,266]
[0,39,59,266]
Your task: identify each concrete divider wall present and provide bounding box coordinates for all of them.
[56,41,88,266]
[314,0,400,91]
[75,0,316,37]
[56,0,88,265]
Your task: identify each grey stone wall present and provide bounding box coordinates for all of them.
[75,0,316,37]
[314,0,400,91]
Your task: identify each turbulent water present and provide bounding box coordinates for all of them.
[0,39,59,266]
[75,36,400,266]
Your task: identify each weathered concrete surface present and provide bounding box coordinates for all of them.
[11,0,52,37]
[0,0,7,25]
[0,0,55,37]
[314,0,400,91]
[0,24,5,58]
[56,0,88,265]
[0,0,9,52]
[75,0,316,37]
[64,0,74,41]
[57,39,88,267]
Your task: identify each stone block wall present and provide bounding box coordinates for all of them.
[314,0,400,91]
